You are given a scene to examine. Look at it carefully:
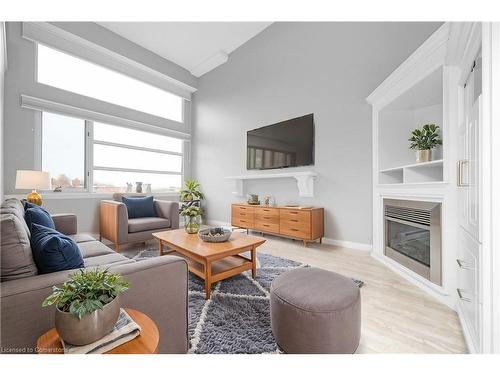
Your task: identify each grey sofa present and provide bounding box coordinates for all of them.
[100,193,179,251]
[0,198,188,354]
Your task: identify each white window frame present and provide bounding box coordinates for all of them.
[33,108,190,197]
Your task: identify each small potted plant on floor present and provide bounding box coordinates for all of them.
[42,269,129,345]
[408,123,442,162]
[179,179,205,234]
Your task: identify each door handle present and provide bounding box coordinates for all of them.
[457,288,472,302]
[456,259,473,270]
[457,160,469,187]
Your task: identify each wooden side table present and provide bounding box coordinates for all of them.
[37,308,159,354]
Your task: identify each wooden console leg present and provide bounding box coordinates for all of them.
[319,237,322,244]
[114,243,120,252]
[303,240,308,247]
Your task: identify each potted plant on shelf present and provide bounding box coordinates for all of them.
[42,269,129,346]
[408,123,442,163]
[179,179,205,234]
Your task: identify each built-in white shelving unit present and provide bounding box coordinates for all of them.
[366,23,460,313]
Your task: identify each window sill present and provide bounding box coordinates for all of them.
[5,192,180,200]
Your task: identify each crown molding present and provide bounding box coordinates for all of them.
[190,51,229,77]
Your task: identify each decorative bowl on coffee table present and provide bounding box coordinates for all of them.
[198,227,232,243]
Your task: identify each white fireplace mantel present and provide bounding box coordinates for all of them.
[225,171,318,198]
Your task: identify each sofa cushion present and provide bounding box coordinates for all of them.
[128,217,171,233]
[30,223,84,274]
[68,233,96,244]
[83,253,135,268]
[77,241,115,258]
[1,198,30,238]
[0,214,38,281]
[122,196,156,219]
[25,206,55,230]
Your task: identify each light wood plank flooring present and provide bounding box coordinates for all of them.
[110,233,467,354]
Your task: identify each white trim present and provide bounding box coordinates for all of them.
[93,166,182,175]
[321,238,372,252]
[5,192,179,200]
[93,140,183,156]
[190,51,229,78]
[22,22,196,100]
[21,94,191,140]
[1,22,6,71]
[487,22,500,354]
[366,23,450,108]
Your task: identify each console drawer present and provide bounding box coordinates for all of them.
[255,207,280,218]
[232,205,255,219]
[280,221,311,239]
[280,209,311,223]
[232,216,254,228]
[255,221,280,234]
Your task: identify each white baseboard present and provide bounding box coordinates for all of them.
[321,238,372,252]
[205,219,372,252]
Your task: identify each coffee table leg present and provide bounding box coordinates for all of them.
[158,239,164,256]
[251,245,257,279]
[204,259,212,299]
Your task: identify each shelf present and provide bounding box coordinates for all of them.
[225,171,317,198]
[379,159,444,185]
[379,159,443,173]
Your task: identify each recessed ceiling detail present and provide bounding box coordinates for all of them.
[98,22,272,77]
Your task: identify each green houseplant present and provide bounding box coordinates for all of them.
[179,179,204,234]
[408,123,442,162]
[42,269,129,345]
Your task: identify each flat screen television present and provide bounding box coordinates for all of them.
[247,113,314,170]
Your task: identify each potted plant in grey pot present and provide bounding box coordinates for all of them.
[42,269,129,346]
[179,179,205,234]
[408,123,442,162]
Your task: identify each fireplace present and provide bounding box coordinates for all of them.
[384,199,442,286]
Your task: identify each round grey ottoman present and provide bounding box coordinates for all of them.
[270,267,361,354]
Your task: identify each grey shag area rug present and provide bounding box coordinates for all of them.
[132,248,363,354]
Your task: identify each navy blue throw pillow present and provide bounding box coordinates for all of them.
[25,206,55,230]
[22,199,40,211]
[122,196,156,219]
[30,223,84,274]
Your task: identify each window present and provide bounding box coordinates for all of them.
[42,112,86,190]
[40,113,185,194]
[92,122,183,193]
[37,44,184,122]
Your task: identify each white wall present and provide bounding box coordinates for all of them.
[192,22,442,245]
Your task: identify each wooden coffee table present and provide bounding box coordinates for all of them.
[153,229,266,299]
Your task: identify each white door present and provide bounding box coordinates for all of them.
[458,61,482,241]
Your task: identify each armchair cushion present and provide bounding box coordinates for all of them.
[128,217,171,233]
[122,196,156,219]
[25,206,55,230]
[30,223,84,274]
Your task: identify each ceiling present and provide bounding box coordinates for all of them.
[98,22,272,77]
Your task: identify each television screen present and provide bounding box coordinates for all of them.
[247,114,314,170]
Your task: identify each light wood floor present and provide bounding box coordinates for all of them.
[111,233,467,354]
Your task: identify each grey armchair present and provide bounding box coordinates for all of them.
[99,194,179,251]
